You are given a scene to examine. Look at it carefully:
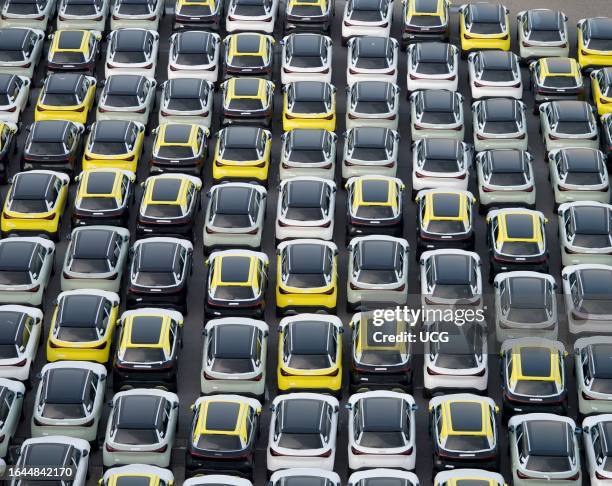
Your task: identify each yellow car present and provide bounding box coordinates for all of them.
[277,314,342,394]
[82,120,145,173]
[213,126,271,184]
[459,2,510,53]
[221,77,274,127]
[1,170,70,240]
[402,0,451,47]
[284,0,332,33]
[173,0,223,31]
[282,81,336,131]
[578,17,612,71]
[47,289,120,363]
[224,33,275,79]
[47,29,101,74]
[35,73,96,124]
[151,123,208,175]
[591,67,612,115]
[276,239,338,315]
[530,57,585,113]
[100,465,174,486]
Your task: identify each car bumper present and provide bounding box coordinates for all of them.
[204,300,265,319]
[212,165,268,184]
[46,343,111,364]
[433,453,498,472]
[283,17,331,34]
[277,372,341,393]
[460,36,510,53]
[350,369,412,392]
[185,452,254,477]
[283,116,336,132]
[276,291,337,315]
[135,220,195,239]
[112,367,177,391]
[417,234,474,253]
[127,289,187,313]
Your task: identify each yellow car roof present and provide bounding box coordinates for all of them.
[538,57,580,81]
[194,399,250,444]
[120,312,175,351]
[107,474,160,486]
[155,124,199,149]
[211,255,258,288]
[79,170,124,198]
[352,178,397,209]
[228,34,269,60]
[496,212,542,244]
[51,30,94,55]
[288,0,325,10]
[445,479,498,486]
[423,192,469,223]
[407,0,446,19]
[225,78,269,102]
[510,345,560,383]
[356,314,409,354]
[439,399,493,440]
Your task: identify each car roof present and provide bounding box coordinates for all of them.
[107,75,144,95]
[424,138,461,159]
[291,129,326,149]
[422,89,455,111]
[31,121,70,142]
[213,323,256,358]
[362,396,402,430]
[519,347,552,377]
[115,29,148,51]
[470,3,503,22]
[114,477,153,486]
[480,50,513,69]
[215,186,253,213]
[287,179,324,207]
[56,30,85,50]
[0,74,17,93]
[544,57,574,75]
[138,241,178,271]
[355,81,391,102]
[291,34,324,55]
[525,420,570,456]
[579,267,612,297]
[507,276,547,306]
[231,78,261,97]
[150,178,183,201]
[355,36,390,57]
[360,239,398,270]
[94,121,132,142]
[218,255,252,283]
[223,126,260,147]
[0,310,25,344]
[528,9,561,29]
[288,243,327,274]
[433,254,471,284]
[562,148,601,170]
[0,240,36,271]
[59,293,105,326]
[177,31,212,53]
[168,78,205,98]
[554,101,590,120]
[85,171,118,194]
[600,422,612,454]
[117,394,162,428]
[430,192,461,217]
[23,442,71,467]
[360,178,390,203]
[414,0,440,14]
[13,172,53,198]
[572,206,609,234]
[280,398,325,433]
[416,41,449,62]
[288,320,331,354]
[294,81,326,101]
[447,401,484,431]
[73,228,114,259]
[204,401,241,431]
[235,34,263,54]
[130,316,164,344]
[353,127,387,148]
[0,28,29,50]
[482,98,517,120]
[489,150,525,171]
[46,74,83,94]
[502,213,536,239]
[590,343,612,378]
[45,368,89,404]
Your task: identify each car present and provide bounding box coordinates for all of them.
[411,138,472,194]
[415,190,476,253]
[406,41,458,92]
[105,28,159,78]
[458,3,510,54]
[423,320,488,396]
[468,50,522,100]
[61,225,129,292]
[150,124,208,175]
[223,33,274,80]
[47,29,101,75]
[0,0,54,30]
[347,390,416,472]
[345,175,403,238]
[283,0,332,34]
[0,74,30,124]
[276,176,336,242]
[31,361,106,442]
[401,0,450,47]
[167,31,221,82]
[558,201,612,266]
[127,237,193,313]
[0,122,16,182]
[591,67,612,116]
[280,33,333,85]
[0,27,44,78]
[539,100,599,152]
[103,389,178,468]
[203,183,267,252]
[136,174,202,238]
[1,170,70,240]
[434,470,506,486]
[110,0,165,30]
[96,74,157,126]
[273,470,341,486]
[267,393,339,472]
[204,249,268,318]
[410,89,464,141]
[476,149,536,213]
[280,128,336,180]
[13,437,90,486]
[201,317,268,398]
[349,310,413,393]
[276,239,338,316]
[346,36,398,86]
[113,308,184,392]
[22,120,83,174]
[578,17,612,71]
[493,271,558,343]
[72,168,135,228]
[82,120,145,173]
[56,0,110,30]
[583,414,612,485]
[158,78,214,128]
[101,465,175,486]
[282,81,336,131]
[220,77,274,128]
[508,414,581,486]
[346,81,399,130]
[0,378,24,457]
[213,126,271,184]
[529,57,585,113]
[342,127,398,182]
[562,264,612,335]
[173,0,223,31]
[225,0,279,33]
[472,98,528,152]
[517,9,569,60]
[429,394,499,472]
[341,0,393,45]
[603,113,612,162]
[0,305,43,382]
[185,394,261,479]
[486,208,549,281]
[277,314,342,395]
[575,337,612,416]
[34,73,96,124]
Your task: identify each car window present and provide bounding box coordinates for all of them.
[0,390,14,427]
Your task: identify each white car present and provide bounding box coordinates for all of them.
[0,305,42,381]
[346,81,400,130]
[0,0,55,30]
[412,138,472,193]
[539,101,599,152]
[267,393,339,472]
[346,36,398,86]
[508,414,581,486]
[406,41,458,92]
[347,391,416,472]
[559,202,612,266]
[575,337,612,416]
[349,469,419,486]
[517,9,569,60]
[103,388,178,468]
[31,361,106,442]
[342,127,398,181]
[0,28,44,78]
[280,129,336,180]
[110,0,164,30]
[167,31,220,83]
[0,379,23,458]
[281,34,333,85]
[96,75,156,125]
[468,50,522,99]
[225,0,279,33]
[472,98,528,152]
[583,414,612,485]
[271,469,341,486]
[548,148,609,205]
[101,466,174,486]
[434,470,505,486]
[410,89,464,141]
[201,317,268,398]
[56,0,109,30]
[105,28,159,79]
[0,74,29,124]
[158,78,214,128]
[276,177,336,242]
[184,477,251,486]
[341,0,393,43]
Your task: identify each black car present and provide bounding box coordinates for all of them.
[47,30,101,74]
[173,0,223,31]
[283,0,333,34]
[22,121,84,174]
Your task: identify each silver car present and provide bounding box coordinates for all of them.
[280,129,337,181]
[410,89,464,141]
[575,337,612,416]
[281,34,333,85]
[346,36,398,86]
[406,41,458,93]
[0,305,43,382]
[539,100,599,152]
[472,98,528,152]
[342,127,398,181]
[158,78,215,128]
[0,378,24,458]
[346,81,400,130]
[96,75,157,126]
[0,28,44,78]
[517,9,569,60]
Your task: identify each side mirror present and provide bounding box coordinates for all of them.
[345,403,352,410]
